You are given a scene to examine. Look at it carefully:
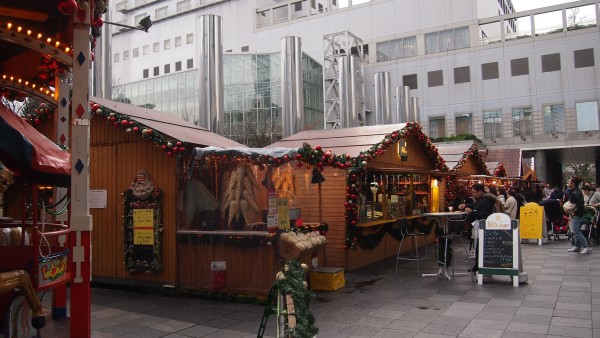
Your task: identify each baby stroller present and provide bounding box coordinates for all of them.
[538,199,570,240]
[582,205,598,245]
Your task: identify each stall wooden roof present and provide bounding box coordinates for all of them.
[91,96,245,149]
[435,141,489,175]
[268,124,408,157]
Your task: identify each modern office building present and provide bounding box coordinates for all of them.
[106,0,600,183]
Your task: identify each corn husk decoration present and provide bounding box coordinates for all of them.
[272,165,298,198]
[222,164,260,226]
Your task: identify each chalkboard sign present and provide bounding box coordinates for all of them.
[482,229,513,268]
[478,213,522,286]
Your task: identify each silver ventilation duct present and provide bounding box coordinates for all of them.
[339,55,362,128]
[198,14,224,134]
[281,36,304,138]
[411,96,419,122]
[373,72,391,125]
[396,86,411,123]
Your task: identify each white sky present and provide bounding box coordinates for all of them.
[512,0,582,11]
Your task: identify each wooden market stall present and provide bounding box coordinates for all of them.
[177,147,329,297]
[85,97,244,287]
[269,122,449,271]
[435,141,490,210]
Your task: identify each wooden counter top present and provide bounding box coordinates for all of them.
[356,215,426,228]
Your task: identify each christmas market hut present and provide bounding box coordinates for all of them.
[434,141,490,211]
[268,122,449,271]
[177,146,335,296]
[86,96,244,288]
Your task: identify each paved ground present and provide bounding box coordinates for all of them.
[39,237,599,337]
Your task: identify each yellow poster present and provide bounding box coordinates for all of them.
[519,202,543,239]
[133,209,154,245]
[277,198,290,230]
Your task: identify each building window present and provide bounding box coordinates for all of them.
[123,50,129,60]
[164,39,171,50]
[187,58,193,69]
[175,61,182,71]
[186,33,193,44]
[512,106,533,137]
[153,42,160,52]
[541,53,561,72]
[454,66,470,84]
[241,46,249,52]
[425,26,469,54]
[542,104,565,133]
[115,1,127,11]
[153,66,159,76]
[483,110,502,138]
[481,62,499,80]
[510,58,529,76]
[576,101,599,131]
[427,70,443,87]
[143,45,149,55]
[133,48,139,58]
[175,36,182,47]
[113,53,119,62]
[155,6,168,19]
[574,48,595,68]
[164,64,170,74]
[143,69,149,78]
[428,117,445,138]
[455,113,472,135]
[403,74,418,90]
[376,36,417,62]
[177,0,191,12]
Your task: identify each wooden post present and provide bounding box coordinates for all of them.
[70,4,92,337]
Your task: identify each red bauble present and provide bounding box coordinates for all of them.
[161,145,167,150]
[91,16,103,28]
[121,119,129,126]
[176,141,182,147]
[167,152,174,157]
[132,127,139,132]
[58,0,77,15]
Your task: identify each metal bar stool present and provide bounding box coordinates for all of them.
[396,223,428,276]
[448,219,471,261]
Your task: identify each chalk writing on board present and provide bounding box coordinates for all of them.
[482,229,513,268]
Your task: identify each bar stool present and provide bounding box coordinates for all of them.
[447,219,471,261]
[396,221,428,276]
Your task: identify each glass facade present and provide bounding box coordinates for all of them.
[112,52,324,146]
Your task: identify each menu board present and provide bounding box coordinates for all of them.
[479,213,515,270]
[482,229,513,268]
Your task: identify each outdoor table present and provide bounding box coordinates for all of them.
[421,211,468,280]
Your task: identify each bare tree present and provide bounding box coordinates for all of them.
[562,163,596,184]
[568,8,587,28]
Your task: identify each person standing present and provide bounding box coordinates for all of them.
[504,189,518,219]
[543,183,552,199]
[567,177,591,254]
[460,183,495,272]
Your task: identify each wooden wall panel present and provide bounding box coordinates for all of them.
[90,120,178,286]
[369,135,437,170]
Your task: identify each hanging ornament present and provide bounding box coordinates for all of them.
[58,0,78,15]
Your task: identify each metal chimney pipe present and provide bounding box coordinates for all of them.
[374,72,391,125]
[339,55,351,128]
[281,36,304,138]
[198,14,223,134]
[411,96,419,122]
[399,85,411,123]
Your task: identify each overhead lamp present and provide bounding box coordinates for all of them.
[103,15,152,33]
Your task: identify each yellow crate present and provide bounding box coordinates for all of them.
[309,267,345,291]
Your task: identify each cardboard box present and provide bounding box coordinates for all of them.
[309,267,345,291]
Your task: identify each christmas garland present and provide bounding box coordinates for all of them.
[22,102,53,125]
[452,143,488,174]
[276,260,318,338]
[493,162,507,177]
[91,101,188,158]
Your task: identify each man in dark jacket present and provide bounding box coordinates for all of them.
[461,183,496,272]
[568,176,591,254]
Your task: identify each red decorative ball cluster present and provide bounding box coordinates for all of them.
[23,102,53,125]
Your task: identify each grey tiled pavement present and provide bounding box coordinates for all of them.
[40,238,599,337]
